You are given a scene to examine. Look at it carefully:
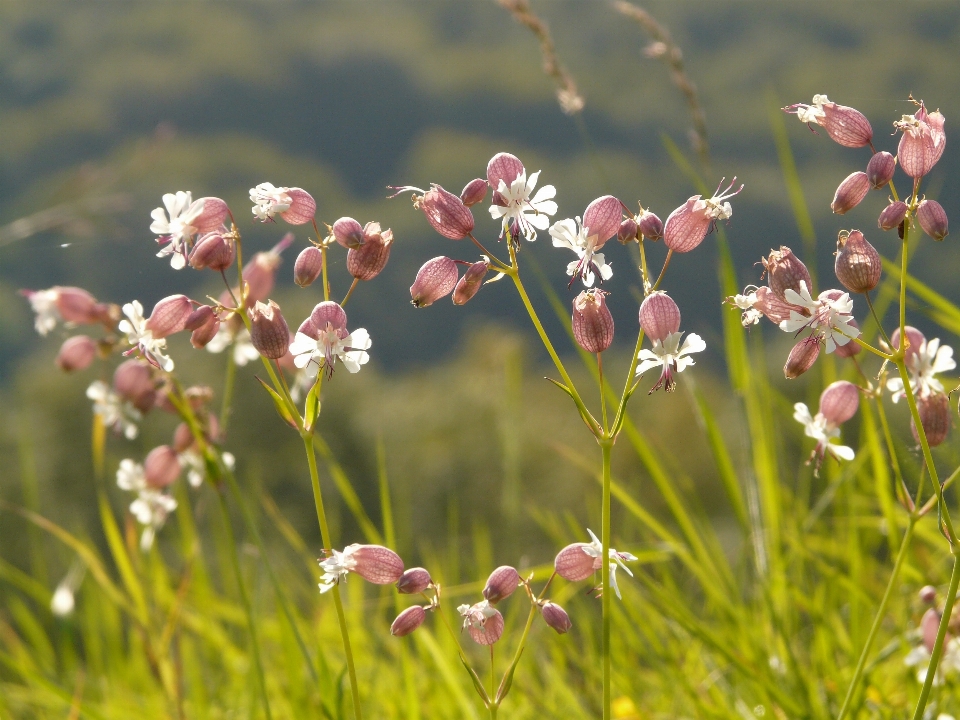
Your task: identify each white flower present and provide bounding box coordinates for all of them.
[27,289,60,335]
[129,490,177,551]
[116,458,147,491]
[488,168,557,241]
[178,450,205,488]
[779,282,859,353]
[905,636,960,686]
[289,327,371,376]
[549,216,613,287]
[636,331,706,393]
[87,381,141,439]
[580,528,636,600]
[457,599,499,629]
[318,545,362,594]
[150,191,205,270]
[886,338,956,403]
[118,301,174,372]
[729,289,763,327]
[794,94,830,124]
[250,182,292,222]
[793,402,854,473]
[50,561,85,618]
[206,324,260,366]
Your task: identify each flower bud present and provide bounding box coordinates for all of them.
[920,586,938,605]
[571,289,614,353]
[582,195,622,249]
[541,602,572,634]
[294,246,323,287]
[866,152,896,190]
[486,152,525,198]
[390,606,426,637]
[190,231,235,271]
[410,256,458,308]
[453,260,489,305]
[421,185,474,240]
[896,105,946,179]
[250,300,290,359]
[821,102,873,148]
[242,235,291,305]
[144,445,181,488]
[173,422,194,453]
[784,336,821,379]
[483,566,521,604]
[333,217,364,249]
[113,359,156,413]
[280,188,316,225]
[639,291,680,343]
[309,301,348,336]
[917,199,949,241]
[834,320,862,358]
[55,287,103,325]
[468,609,504,646]
[347,224,393,281]
[617,218,638,245]
[878,201,908,231]
[831,172,870,215]
[184,305,213,332]
[554,543,595,582]
[460,178,488,207]
[819,380,860,425]
[348,545,405,584]
[763,246,812,301]
[57,335,97,372]
[397,567,432,595]
[889,326,925,364]
[637,210,663,241]
[912,392,951,448]
[835,230,881,293]
[188,307,220,349]
[922,607,941,653]
[193,196,230,233]
[146,295,194,338]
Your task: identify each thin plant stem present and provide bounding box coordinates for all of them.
[489,646,496,720]
[638,237,650,291]
[863,291,891,347]
[912,554,960,719]
[836,518,916,720]
[216,490,272,720]
[601,440,613,720]
[872,395,910,508]
[341,277,359,306]
[651,249,673,291]
[220,352,236,437]
[598,353,608,431]
[321,245,331,302]
[468,232,508,270]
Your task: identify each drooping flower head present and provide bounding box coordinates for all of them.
[118,300,175,371]
[636,330,706,393]
[317,543,404,593]
[894,101,946,179]
[150,191,206,269]
[21,286,112,336]
[457,599,504,645]
[779,283,859,354]
[785,94,874,148]
[886,331,955,403]
[486,152,558,242]
[249,183,316,224]
[662,178,742,253]
[793,380,859,475]
[289,301,371,378]
[580,529,637,600]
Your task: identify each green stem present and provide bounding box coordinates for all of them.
[489,646,496,719]
[341,278,359,306]
[220,351,236,437]
[912,554,960,720]
[598,353,608,431]
[863,291,891,348]
[216,490,272,720]
[836,518,915,720]
[651,249,673,292]
[638,237,650,291]
[601,440,613,720]
[493,573,555,708]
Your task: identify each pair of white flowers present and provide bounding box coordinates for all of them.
[116,459,178,551]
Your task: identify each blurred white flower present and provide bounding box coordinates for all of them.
[119,301,174,371]
[87,381,141,440]
[887,337,955,403]
[150,191,205,269]
[581,528,636,600]
[206,325,260,366]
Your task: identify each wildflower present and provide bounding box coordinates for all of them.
[894,102,946,179]
[347,223,393,281]
[886,333,955,402]
[178,449,206,488]
[23,286,109,336]
[457,599,504,645]
[145,294,194,339]
[150,191,206,269]
[636,331,706,393]
[410,256,459,307]
[904,608,960,684]
[834,230,881,293]
[50,561,85,618]
[762,246,812,302]
[206,321,260,367]
[419,185,475,240]
[617,217,638,244]
[911,392,951,448]
[831,172,871,215]
[294,246,323,287]
[397,567,433,595]
[917,199,949,241]
[130,489,178,551]
[87,381,141,439]
[728,289,765,327]
[249,183,316,224]
[662,178,742,253]
[144,445,181,488]
[639,292,681,342]
[636,209,664,241]
[185,305,220,349]
[317,544,404,593]
[784,336,821,379]
[190,231,235,271]
[249,300,290,360]
[549,216,614,287]
[581,529,636,599]
[793,381,859,474]
[452,260,489,306]
[237,234,293,306]
[113,359,157,413]
[391,606,427,637]
[779,283,859,353]
[118,301,174,371]
[541,602,572,634]
[572,289,614,353]
[785,95,873,148]
[332,217,365,249]
[460,178,488,207]
[866,151,896,190]
[486,152,558,241]
[289,302,371,377]
[878,201,909,231]
[57,335,97,372]
[483,566,521,604]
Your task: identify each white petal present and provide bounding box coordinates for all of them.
[636,358,663,375]
[793,402,814,426]
[678,333,706,356]
[526,212,551,230]
[530,199,558,216]
[827,443,855,461]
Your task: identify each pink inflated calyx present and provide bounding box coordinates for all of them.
[819,380,860,425]
[453,260,489,305]
[752,286,804,325]
[294,246,323,287]
[465,606,504,646]
[57,335,97,372]
[763,246,812,302]
[55,287,107,325]
[396,567,432,595]
[333,217,365,249]
[186,306,219,349]
[145,295,194,339]
[820,102,873,148]
[280,188,316,225]
[637,210,663,241]
[541,602,572,634]
[617,218,638,245]
[639,291,681,343]
[347,224,393,281]
[582,195,622,250]
[421,185,474,240]
[572,289,614,353]
[866,152,896,190]
[308,301,348,339]
[193,197,230,233]
[486,152,525,202]
[889,326,925,364]
[241,235,292,306]
[391,606,426,637]
[784,336,821,379]
[460,178,488,207]
[410,256,458,308]
[878,201,909,231]
[896,102,946,179]
[190,231,235,271]
[663,178,741,253]
[483,566,521,604]
[348,545,405,585]
[917,199,949,241]
[912,392,951,448]
[831,172,870,215]
[113,359,156,413]
[144,445,181,489]
[554,543,595,582]
[249,300,290,359]
[834,230,881,293]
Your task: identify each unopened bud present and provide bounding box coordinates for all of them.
[453,260,489,305]
[349,545,405,584]
[243,236,291,305]
[912,392,951,448]
[917,199,949,241]
[113,359,156,413]
[146,295,194,338]
[878,201,908,231]
[889,326,925,364]
[784,336,821,379]
[834,320,862,358]
[421,185,474,240]
[921,607,941,653]
[835,230,881,293]
[333,217,364,249]
[483,566,521,604]
[294,246,323,287]
[554,543,595,582]
[190,231,235,271]
[309,301,348,337]
[920,586,938,605]
[347,224,393,281]
[866,152,896,189]
[572,289,614,353]
[250,300,290,359]
[397,567,432,595]
[541,602,572,634]
[193,196,230,233]
[637,210,663,241]
[280,188,316,226]
[831,172,870,215]
[410,256,458,308]
[57,335,97,372]
[173,422,194,453]
[821,102,873,148]
[460,178,488,207]
[144,445,181,488]
[390,605,426,637]
[582,195,622,250]
[189,307,220,349]
[617,218,638,244]
[184,305,213,331]
[763,246,812,301]
[819,380,859,425]
[639,291,680,343]
[55,287,103,325]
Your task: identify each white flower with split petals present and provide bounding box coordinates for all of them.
[580,528,636,600]
[887,338,956,403]
[457,599,499,629]
[636,332,706,393]
[250,182,292,221]
[793,402,854,471]
[489,169,557,241]
[779,282,859,353]
[87,382,141,439]
[549,217,613,287]
[289,327,371,377]
[27,289,60,335]
[728,288,763,327]
[118,301,174,371]
[116,458,147,491]
[206,325,260,366]
[130,490,177,551]
[793,94,830,125]
[150,191,205,269]
[317,545,362,593]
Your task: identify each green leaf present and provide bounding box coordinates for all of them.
[458,653,491,706]
[495,646,523,703]
[255,376,298,428]
[304,376,322,431]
